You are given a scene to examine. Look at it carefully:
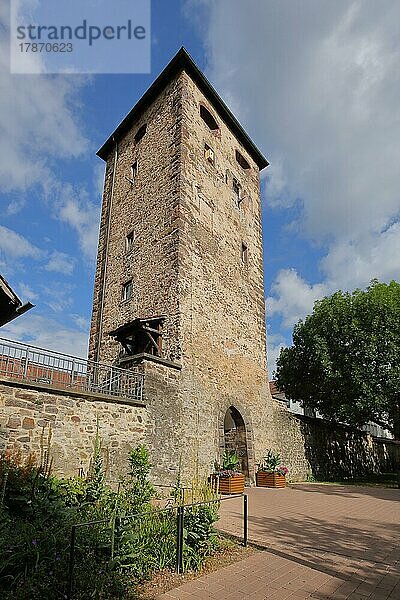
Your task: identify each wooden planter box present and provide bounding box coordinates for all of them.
[256,472,286,488]
[211,474,245,494]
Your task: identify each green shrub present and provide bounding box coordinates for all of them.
[86,422,107,504]
[111,508,176,578]
[0,441,222,598]
[183,504,219,570]
[112,445,156,521]
[52,476,88,507]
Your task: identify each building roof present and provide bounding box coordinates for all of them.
[269,380,289,404]
[0,275,34,327]
[97,47,269,170]
[109,315,166,338]
[269,380,280,396]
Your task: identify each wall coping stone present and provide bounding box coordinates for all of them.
[0,376,146,408]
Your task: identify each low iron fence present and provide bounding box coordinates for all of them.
[0,337,144,403]
[66,494,248,600]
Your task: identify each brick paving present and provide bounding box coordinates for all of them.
[157,484,400,600]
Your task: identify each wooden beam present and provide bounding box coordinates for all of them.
[145,330,160,355]
[142,326,161,335]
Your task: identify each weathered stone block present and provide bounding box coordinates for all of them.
[5,398,28,409]
[15,390,37,401]
[7,416,21,429]
[41,414,56,421]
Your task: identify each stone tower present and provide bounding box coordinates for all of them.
[89,48,278,484]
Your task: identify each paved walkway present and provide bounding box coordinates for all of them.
[157,484,400,600]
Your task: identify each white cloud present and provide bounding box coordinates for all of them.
[0,4,98,262]
[71,314,91,331]
[6,196,26,216]
[266,330,286,378]
[262,160,292,209]
[267,223,400,330]
[0,59,88,193]
[266,269,329,329]
[93,162,105,200]
[0,313,88,358]
[41,283,74,313]
[0,2,89,194]
[58,194,100,261]
[0,225,44,260]
[321,222,400,290]
[18,282,39,301]
[198,0,400,238]
[45,251,75,275]
[192,0,400,330]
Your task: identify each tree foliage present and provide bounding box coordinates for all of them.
[275,280,400,439]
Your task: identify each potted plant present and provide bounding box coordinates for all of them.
[256,450,289,488]
[211,450,245,494]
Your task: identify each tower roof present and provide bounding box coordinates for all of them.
[97,47,269,170]
[0,274,34,327]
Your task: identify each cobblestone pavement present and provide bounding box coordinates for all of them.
[157,483,400,599]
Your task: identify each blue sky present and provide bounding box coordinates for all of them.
[1,0,399,374]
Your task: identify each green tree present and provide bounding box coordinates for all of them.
[275,280,400,439]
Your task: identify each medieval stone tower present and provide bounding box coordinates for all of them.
[89,48,278,484]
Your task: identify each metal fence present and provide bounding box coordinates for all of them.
[0,337,144,403]
[66,494,248,600]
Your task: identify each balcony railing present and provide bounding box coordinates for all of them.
[0,338,144,403]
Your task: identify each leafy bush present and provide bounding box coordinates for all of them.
[111,508,176,578]
[117,445,155,516]
[0,446,62,519]
[0,440,222,598]
[183,504,219,570]
[222,450,240,471]
[0,448,75,598]
[85,421,109,505]
[213,450,242,478]
[52,476,88,507]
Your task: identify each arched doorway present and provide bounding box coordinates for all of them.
[223,406,249,480]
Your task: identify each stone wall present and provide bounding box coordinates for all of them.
[272,403,312,479]
[1,377,398,485]
[272,405,400,481]
[139,358,184,485]
[373,436,400,472]
[0,380,147,479]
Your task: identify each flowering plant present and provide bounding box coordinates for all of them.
[213,450,242,478]
[214,469,241,479]
[275,466,289,476]
[257,450,289,476]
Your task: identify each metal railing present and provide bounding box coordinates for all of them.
[0,337,144,403]
[66,494,248,599]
